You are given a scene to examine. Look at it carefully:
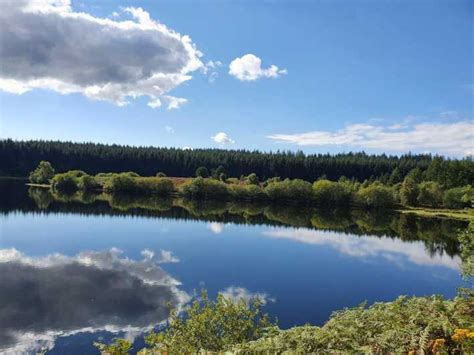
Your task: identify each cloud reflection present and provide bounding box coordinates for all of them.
[0,248,188,353]
[263,228,460,270]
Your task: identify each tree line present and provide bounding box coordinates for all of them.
[2,139,473,187]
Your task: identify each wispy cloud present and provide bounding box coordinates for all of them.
[263,228,460,271]
[229,54,287,81]
[219,286,275,305]
[267,121,474,156]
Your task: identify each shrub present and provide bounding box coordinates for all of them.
[443,186,474,209]
[104,175,174,195]
[246,173,259,185]
[417,181,443,207]
[234,295,473,353]
[229,184,265,200]
[156,172,167,177]
[313,179,352,205]
[180,177,229,199]
[356,183,395,208]
[400,176,419,206]
[195,166,209,178]
[264,179,313,202]
[28,161,55,184]
[52,172,80,192]
[142,290,273,353]
[77,175,101,191]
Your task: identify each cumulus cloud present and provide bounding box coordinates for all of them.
[267,121,474,156]
[0,0,204,109]
[0,248,188,353]
[229,54,287,81]
[212,132,235,145]
[219,286,275,305]
[208,222,225,234]
[165,125,175,134]
[263,228,461,271]
[158,249,180,263]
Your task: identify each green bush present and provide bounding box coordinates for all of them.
[105,175,174,195]
[356,183,395,208]
[28,161,55,184]
[195,166,209,178]
[443,186,474,209]
[235,295,473,353]
[400,176,419,206]
[52,172,80,192]
[313,179,352,205]
[77,175,100,191]
[229,184,265,200]
[245,173,259,185]
[142,290,273,353]
[417,181,443,207]
[264,179,313,202]
[180,177,229,199]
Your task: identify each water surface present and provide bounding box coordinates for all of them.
[0,180,466,354]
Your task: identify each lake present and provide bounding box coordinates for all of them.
[0,179,467,354]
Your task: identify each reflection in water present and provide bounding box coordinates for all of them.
[219,286,275,305]
[0,248,188,354]
[18,186,466,260]
[0,181,467,352]
[263,228,461,270]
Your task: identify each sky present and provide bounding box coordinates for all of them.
[0,0,472,156]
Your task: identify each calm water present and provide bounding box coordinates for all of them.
[0,179,467,354]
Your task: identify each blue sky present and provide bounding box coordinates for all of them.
[0,0,472,156]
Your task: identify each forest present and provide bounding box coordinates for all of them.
[2,139,474,187]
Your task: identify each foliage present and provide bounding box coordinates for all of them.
[400,176,419,206]
[142,290,274,353]
[459,222,474,280]
[228,184,265,200]
[355,183,395,208]
[28,160,55,184]
[180,177,229,199]
[51,171,80,192]
[443,186,474,209]
[77,174,100,191]
[417,181,443,207]
[313,179,352,205]
[195,166,209,178]
[245,173,259,185]
[234,295,474,353]
[94,338,132,355]
[7,139,474,186]
[104,174,174,195]
[264,178,313,202]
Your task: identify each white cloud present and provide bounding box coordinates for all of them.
[203,60,222,82]
[229,54,287,81]
[212,132,235,145]
[0,0,204,109]
[158,250,180,263]
[208,222,225,234]
[219,286,275,305]
[267,121,474,156]
[165,125,175,134]
[0,247,189,353]
[263,228,461,271]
